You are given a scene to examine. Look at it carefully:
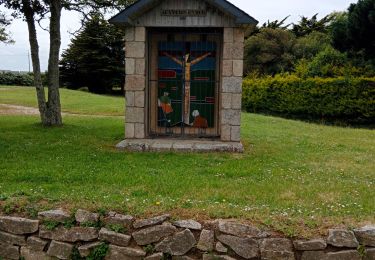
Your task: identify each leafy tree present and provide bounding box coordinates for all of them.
[60,15,125,94]
[262,16,291,29]
[345,0,375,58]
[244,28,296,75]
[246,16,290,38]
[329,12,349,53]
[292,14,334,37]
[0,11,13,43]
[0,0,134,126]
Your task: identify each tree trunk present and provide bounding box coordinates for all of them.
[45,0,62,126]
[22,0,47,123]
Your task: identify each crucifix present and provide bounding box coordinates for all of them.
[163,51,211,125]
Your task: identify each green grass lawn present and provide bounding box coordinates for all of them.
[0,86,374,237]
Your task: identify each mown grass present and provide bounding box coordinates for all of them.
[0,86,124,115]
[0,86,374,237]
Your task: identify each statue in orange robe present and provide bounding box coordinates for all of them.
[192,110,208,128]
[159,92,173,114]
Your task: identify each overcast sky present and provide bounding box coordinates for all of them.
[0,0,356,72]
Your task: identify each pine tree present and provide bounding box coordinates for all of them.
[60,14,125,94]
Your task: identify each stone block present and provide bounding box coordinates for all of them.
[135,27,146,42]
[173,220,202,230]
[104,212,134,227]
[260,238,295,260]
[27,236,48,251]
[21,246,54,260]
[231,125,241,142]
[38,209,70,222]
[145,253,164,260]
[135,58,146,75]
[125,74,145,91]
[135,123,145,139]
[0,216,39,235]
[366,248,375,260]
[134,91,145,108]
[222,60,232,77]
[155,229,196,256]
[222,77,242,93]
[197,229,214,251]
[233,60,243,77]
[231,93,242,109]
[125,123,135,139]
[223,43,232,60]
[217,234,259,259]
[223,28,234,43]
[234,28,245,43]
[78,242,104,257]
[171,256,195,260]
[215,242,228,253]
[133,214,170,229]
[124,27,134,42]
[293,239,327,251]
[221,93,232,109]
[232,42,244,60]
[0,243,19,260]
[301,251,326,260]
[221,109,241,126]
[99,228,131,247]
[0,230,26,246]
[326,250,361,260]
[39,226,98,243]
[47,240,73,260]
[221,124,231,141]
[75,209,99,224]
[125,41,145,58]
[126,107,144,123]
[132,224,176,245]
[106,245,146,260]
[125,91,135,107]
[125,58,135,75]
[327,229,359,248]
[203,254,236,260]
[353,225,375,246]
[223,42,244,60]
[218,221,262,238]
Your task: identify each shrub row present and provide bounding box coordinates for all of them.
[242,75,375,123]
[0,72,34,86]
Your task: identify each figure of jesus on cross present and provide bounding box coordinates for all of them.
[163,51,211,125]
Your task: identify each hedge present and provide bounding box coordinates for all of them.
[0,72,34,86]
[242,75,375,123]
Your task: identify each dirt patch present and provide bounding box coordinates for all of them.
[0,104,40,115]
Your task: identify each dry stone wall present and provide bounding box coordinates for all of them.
[0,209,374,259]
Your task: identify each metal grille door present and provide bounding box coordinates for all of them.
[148,28,222,138]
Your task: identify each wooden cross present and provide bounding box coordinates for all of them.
[163,51,211,125]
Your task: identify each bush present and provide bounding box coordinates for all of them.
[0,72,34,86]
[293,31,332,60]
[242,75,375,123]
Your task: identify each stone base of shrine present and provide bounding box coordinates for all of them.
[116,139,244,153]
